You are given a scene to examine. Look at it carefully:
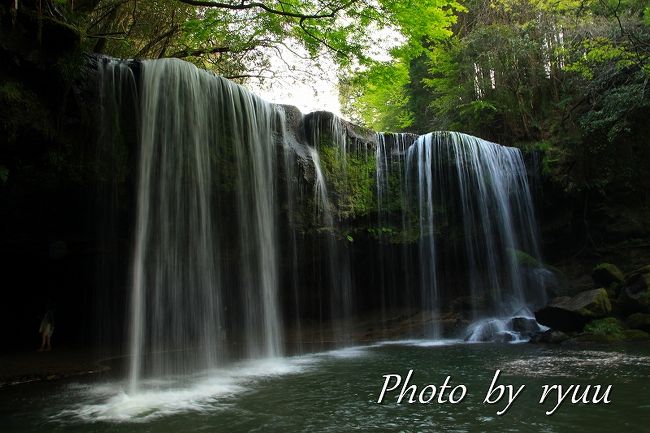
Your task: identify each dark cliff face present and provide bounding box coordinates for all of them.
[0,6,125,352]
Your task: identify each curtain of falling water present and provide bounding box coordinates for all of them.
[375,133,416,333]
[128,59,283,391]
[225,75,283,360]
[406,136,441,337]
[97,56,546,389]
[282,132,303,352]
[400,132,542,324]
[305,114,354,345]
[373,131,543,336]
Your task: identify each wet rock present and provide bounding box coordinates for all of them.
[465,317,541,342]
[592,263,624,288]
[622,329,650,341]
[494,332,517,343]
[626,313,650,332]
[465,320,502,342]
[535,288,611,332]
[507,317,541,338]
[529,329,569,344]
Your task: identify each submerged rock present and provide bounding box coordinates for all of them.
[535,288,611,331]
[529,329,569,344]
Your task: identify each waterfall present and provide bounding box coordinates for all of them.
[305,114,355,345]
[376,131,544,329]
[124,58,284,390]
[96,56,547,391]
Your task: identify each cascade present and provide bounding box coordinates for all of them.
[97,57,547,391]
[122,58,285,390]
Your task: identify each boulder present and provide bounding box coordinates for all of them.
[618,272,650,314]
[592,263,624,288]
[507,317,541,338]
[625,313,650,332]
[465,320,503,342]
[465,317,542,342]
[535,288,611,332]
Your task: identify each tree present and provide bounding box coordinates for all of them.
[32,0,456,85]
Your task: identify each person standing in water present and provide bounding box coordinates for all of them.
[38,310,54,351]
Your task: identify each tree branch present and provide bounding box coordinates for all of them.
[298,16,347,58]
[176,0,358,20]
[169,45,233,58]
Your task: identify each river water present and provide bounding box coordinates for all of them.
[2,341,649,432]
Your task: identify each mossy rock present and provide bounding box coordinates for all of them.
[622,329,650,341]
[592,263,624,288]
[535,288,612,331]
[575,288,612,318]
[625,313,650,332]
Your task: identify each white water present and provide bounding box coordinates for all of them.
[55,345,380,423]
[58,358,315,423]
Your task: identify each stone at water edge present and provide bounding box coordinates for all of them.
[529,329,569,344]
[507,317,541,337]
[465,317,541,342]
[535,288,612,332]
[621,329,650,341]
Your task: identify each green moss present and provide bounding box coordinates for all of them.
[577,288,612,318]
[0,80,54,144]
[318,141,375,220]
[584,317,625,339]
[0,166,8,184]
